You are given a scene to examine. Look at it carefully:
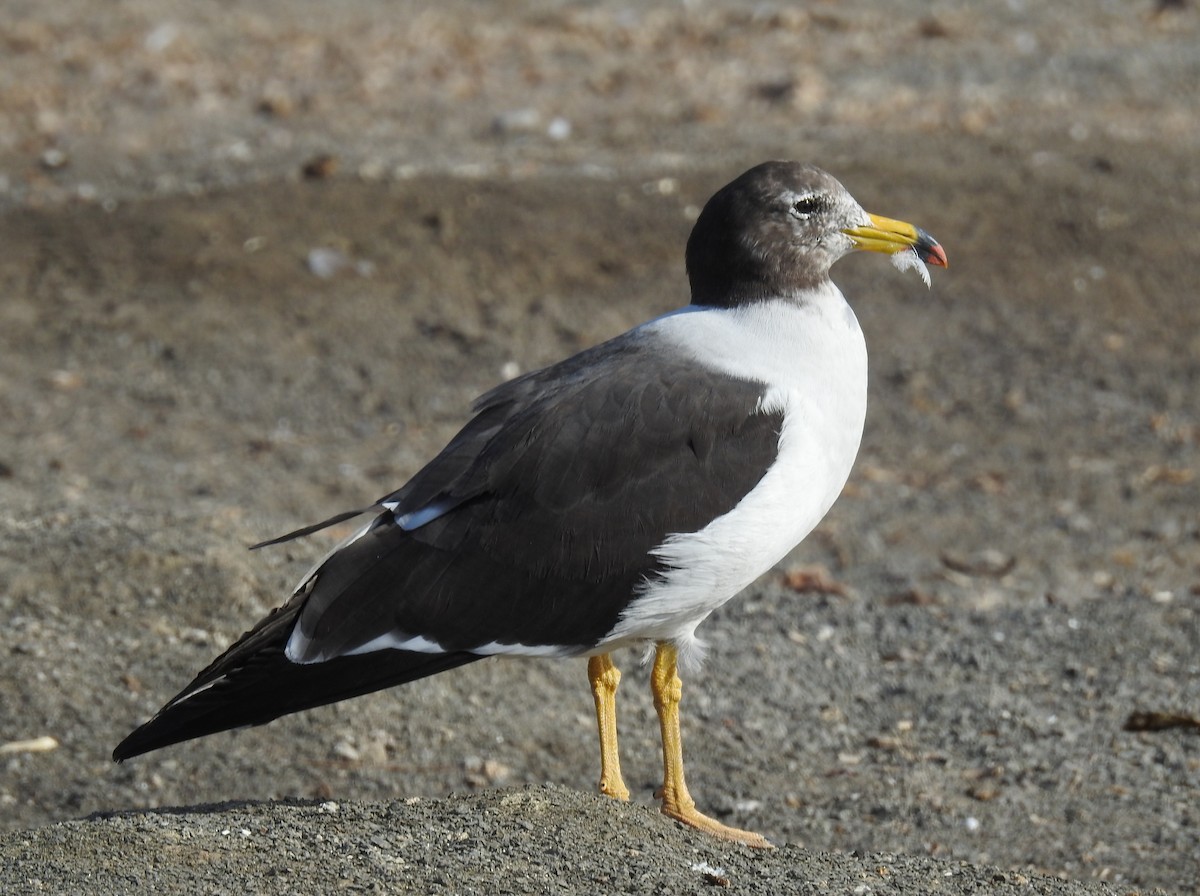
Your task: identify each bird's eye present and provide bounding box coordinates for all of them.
[791,195,823,216]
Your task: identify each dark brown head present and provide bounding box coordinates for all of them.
[685,161,946,308]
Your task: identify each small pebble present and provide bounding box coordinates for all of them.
[40,148,68,170]
[492,108,541,134]
[302,154,338,180]
[0,736,59,755]
[307,248,350,279]
[331,740,360,762]
[546,117,572,140]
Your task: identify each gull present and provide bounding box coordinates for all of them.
[114,162,946,847]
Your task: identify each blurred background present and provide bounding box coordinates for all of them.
[1,1,1197,890]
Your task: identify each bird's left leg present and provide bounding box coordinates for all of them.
[650,641,773,848]
[587,653,630,801]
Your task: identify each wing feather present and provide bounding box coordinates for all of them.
[294,333,784,656]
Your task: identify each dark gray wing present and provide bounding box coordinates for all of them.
[291,330,784,656]
[113,330,785,759]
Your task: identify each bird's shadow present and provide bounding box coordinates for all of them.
[86,795,331,823]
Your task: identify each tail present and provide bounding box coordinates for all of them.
[113,595,480,761]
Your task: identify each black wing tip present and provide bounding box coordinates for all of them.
[110,650,488,763]
[112,724,171,762]
[112,741,141,763]
[112,701,213,762]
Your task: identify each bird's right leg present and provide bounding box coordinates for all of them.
[588,653,630,801]
[650,641,773,848]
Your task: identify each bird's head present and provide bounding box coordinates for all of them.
[685,161,947,307]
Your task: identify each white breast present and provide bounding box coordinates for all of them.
[601,286,869,668]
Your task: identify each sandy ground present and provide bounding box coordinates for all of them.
[2,1,1198,893]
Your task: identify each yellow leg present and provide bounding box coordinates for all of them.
[588,653,630,801]
[650,642,773,848]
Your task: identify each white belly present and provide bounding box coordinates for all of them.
[601,287,868,668]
